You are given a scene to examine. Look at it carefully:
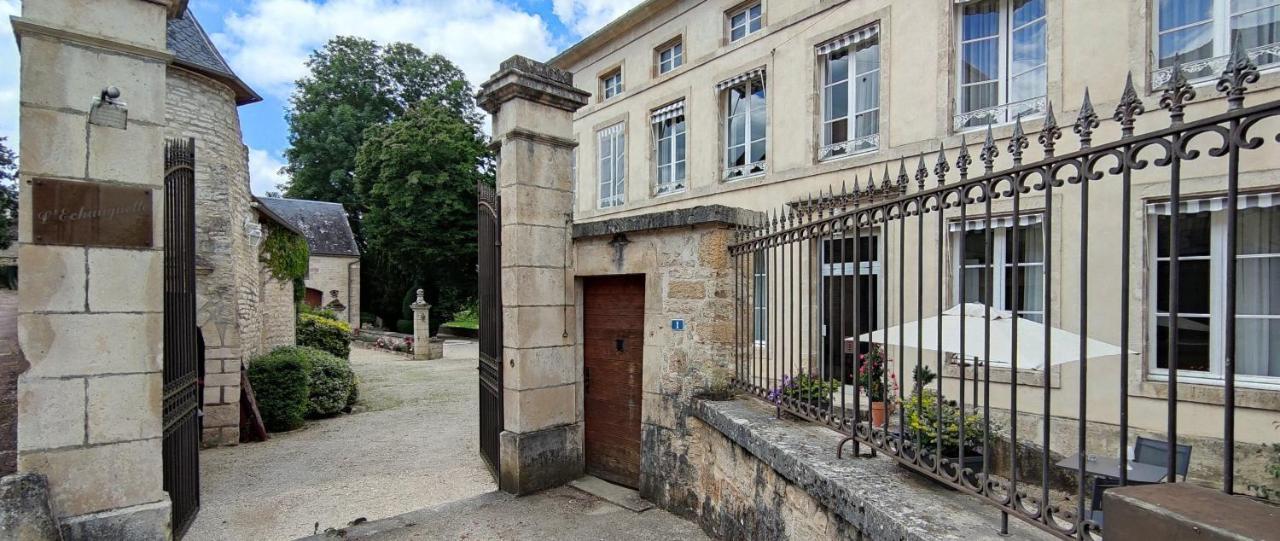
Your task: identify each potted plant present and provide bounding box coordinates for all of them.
[903,383,987,479]
[768,373,841,410]
[857,344,898,427]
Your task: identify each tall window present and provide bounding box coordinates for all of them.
[720,70,767,180]
[1154,0,1280,86]
[955,0,1047,130]
[753,252,768,342]
[819,25,882,160]
[658,41,684,74]
[729,3,763,42]
[953,216,1046,328]
[597,124,625,208]
[601,69,623,100]
[1148,196,1280,384]
[652,101,687,195]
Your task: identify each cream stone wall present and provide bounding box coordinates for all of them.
[554,0,1280,495]
[259,270,297,351]
[306,255,360,327]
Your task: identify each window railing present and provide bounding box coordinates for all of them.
[1152,42,1280,88]
[954,95,1047,131]
[724,161,767,180]
[820,133,880,161]
[729,47,1277,540]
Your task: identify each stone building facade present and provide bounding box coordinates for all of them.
[259,197,362,328]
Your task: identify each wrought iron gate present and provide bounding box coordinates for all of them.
[163,138,200,537]
[477,181,504,480]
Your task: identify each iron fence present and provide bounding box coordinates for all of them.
[729,43,1278,539]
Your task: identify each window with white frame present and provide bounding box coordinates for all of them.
[597,124,625,208]
[729,3,763,42]
[658,41,684,74]
[652,101,687,195]
[818,24,882,160]
[719,69,767,180]
[955,0,1047,130]
[952,216,1046,330]
[1154,0,1280,87]
[754,252,768,342]
[601,69,623,100]
[1147,195,1280,384]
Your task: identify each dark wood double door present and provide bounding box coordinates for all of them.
[582,276,644,488]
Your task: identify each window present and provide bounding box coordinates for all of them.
[658,41,684,74]
[1154,0,1280,87]
[729,3,763,42]
[952,216,1046,330]
[1147,195,1280,384]
[597,124,625,208]
[754,252,767,342]
[720,70,767,180]
[955,0,1047,130]
[652,101,687,195]
[819,25,882,160]
[601,70,623,100]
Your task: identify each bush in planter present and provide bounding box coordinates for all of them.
[304,350,356,418]
[247,348,311,432]
[903,388,986,458]
[767,373,841,407]
[298,313,352,358]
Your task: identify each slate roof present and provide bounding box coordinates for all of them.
[167,9,262,105]
[257,198,361,257]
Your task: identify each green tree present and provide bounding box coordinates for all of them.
[354,102,491,326]
[0,137,17,250]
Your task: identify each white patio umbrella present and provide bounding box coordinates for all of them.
[851,303,1130,370]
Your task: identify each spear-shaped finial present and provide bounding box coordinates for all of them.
[1159,59,1196,125]
[1074,88,1100,148]
[915,152,929,191]
[1218,34,1260,110]
[897,158,910,187]
[881,165,893,192]
[956,134,973,180]
[934,146,950,185]
[852,173,862,195]
[1038,101,1062,157]
[980,123,999,174]
[1008,115,1029,165]
[1113,72,1145,138]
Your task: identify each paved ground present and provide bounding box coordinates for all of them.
[187,340,705,541]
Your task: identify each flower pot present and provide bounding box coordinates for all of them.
[870,401,889,427]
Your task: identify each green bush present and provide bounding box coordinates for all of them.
[247,348,311,432]
[395,319,413,334]
[299,303,340,321]
[298,313,352,358]
[305,350,356,418]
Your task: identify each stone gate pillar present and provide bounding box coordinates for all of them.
[11,0,181,537]
[478,56,589,494]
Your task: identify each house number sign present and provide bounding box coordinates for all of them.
[32,178,154,248]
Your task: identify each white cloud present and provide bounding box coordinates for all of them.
[213,0,560,102]
[551,0,644,38]
[248,147,290,195]
[0,0,22,147]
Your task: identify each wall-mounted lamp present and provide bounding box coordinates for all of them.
[245,216,264,249]
[88,86,128,129]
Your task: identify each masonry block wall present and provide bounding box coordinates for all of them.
[165,66,257,447]
[13,0,178,536]
[259,271,297,350]
[307,255,360,327]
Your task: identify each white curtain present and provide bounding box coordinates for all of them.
[1237,206,1280,377]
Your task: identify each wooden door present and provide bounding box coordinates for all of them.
[583,275,644,488]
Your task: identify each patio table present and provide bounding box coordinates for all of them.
[1054,454,1167,484]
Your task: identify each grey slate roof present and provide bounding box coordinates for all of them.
[167,10,262,105]
[257,198,361,257]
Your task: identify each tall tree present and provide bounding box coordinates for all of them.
[354,102,491,326]
[282,36,480,243]
[0,137,17,250]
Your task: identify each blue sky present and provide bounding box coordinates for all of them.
[0,0,640,194]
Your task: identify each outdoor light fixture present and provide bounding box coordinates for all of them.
[245,216,264,249]
[88,86,128,129]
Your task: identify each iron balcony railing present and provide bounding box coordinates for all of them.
[728,43,1279,540]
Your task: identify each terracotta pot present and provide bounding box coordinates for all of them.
[871,401,889,427]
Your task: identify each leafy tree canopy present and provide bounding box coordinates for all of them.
[0,137,17,250]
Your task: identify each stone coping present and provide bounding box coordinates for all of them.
[693,398,1056,541]
[571,205,761,239]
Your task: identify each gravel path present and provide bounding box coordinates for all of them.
[186,342,495,541]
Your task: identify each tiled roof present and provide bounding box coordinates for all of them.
[167,9,262,105]
[257,198,361,257]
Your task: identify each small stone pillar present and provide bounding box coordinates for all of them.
[478,56,589,494]
[410,289,441,360]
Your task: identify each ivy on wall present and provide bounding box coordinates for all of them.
[261,224,310,282]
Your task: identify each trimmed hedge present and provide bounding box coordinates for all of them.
[246,348,311,432]
[298,313,352,359]
[306,351,355,418]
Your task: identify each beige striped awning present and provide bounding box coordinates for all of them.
[715,67,766,92]
[816,24,880,56]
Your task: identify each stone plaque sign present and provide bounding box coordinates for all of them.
[32,178,153,248]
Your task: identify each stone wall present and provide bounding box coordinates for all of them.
[259,269,296,351]
[306,255,359,327]
[165,66,255,446]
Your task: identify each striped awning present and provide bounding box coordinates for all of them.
[715,67,766,91]
[1145,193,1280,215]
[651,100,685,124]
[598,122,624,138]
[949,214,1044,233]
[816,24,880,56]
